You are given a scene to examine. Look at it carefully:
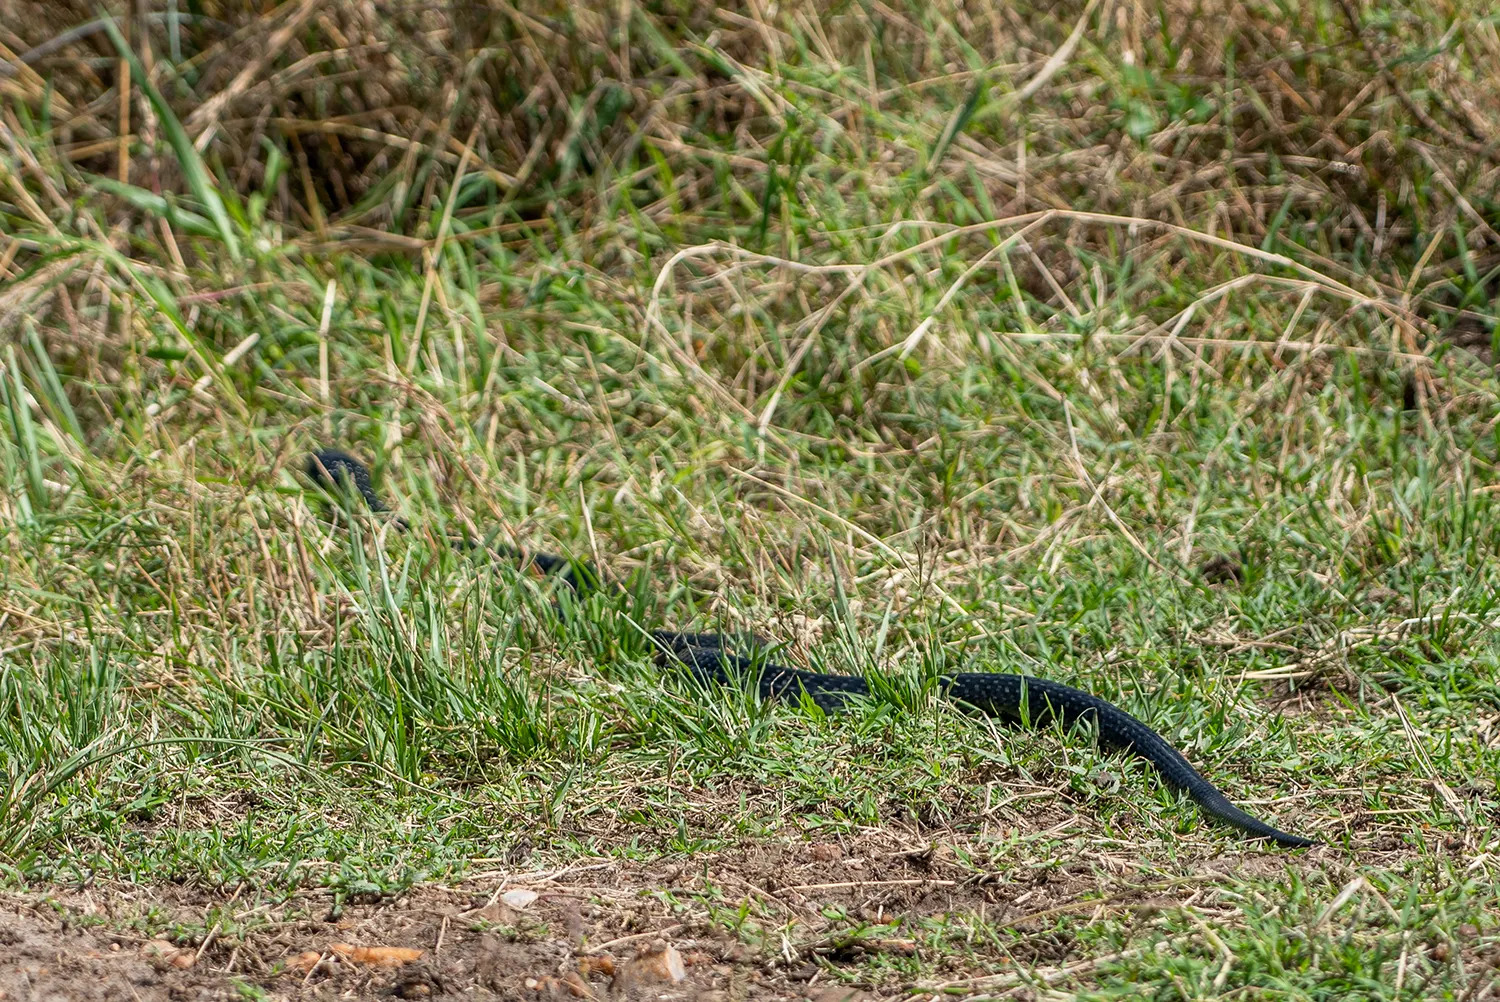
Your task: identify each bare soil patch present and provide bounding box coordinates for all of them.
[0,832,1197,1000]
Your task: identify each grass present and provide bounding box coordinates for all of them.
[2,0,1500,997]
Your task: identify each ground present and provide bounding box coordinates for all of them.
[9,837,1481,1001]
[2,0,1500,999]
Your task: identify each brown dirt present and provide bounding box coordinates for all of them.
[0,832,1200,1001]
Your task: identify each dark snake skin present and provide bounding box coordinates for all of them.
[306,449,1314,848]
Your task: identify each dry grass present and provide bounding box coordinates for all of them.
[2,1,1500,999]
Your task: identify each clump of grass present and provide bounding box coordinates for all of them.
[0,0,1498,996]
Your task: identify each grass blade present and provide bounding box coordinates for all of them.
[97,10,242,261]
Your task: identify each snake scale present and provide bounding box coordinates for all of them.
[305,449,1314,848]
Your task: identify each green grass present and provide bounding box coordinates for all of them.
[2,0,1500,996]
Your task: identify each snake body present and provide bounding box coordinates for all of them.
[306,449,1314,848]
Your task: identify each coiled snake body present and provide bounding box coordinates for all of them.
[307,449,1314,848]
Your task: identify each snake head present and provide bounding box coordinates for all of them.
[306,449,388,513]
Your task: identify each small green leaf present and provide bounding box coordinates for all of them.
[1124,100,1158,141]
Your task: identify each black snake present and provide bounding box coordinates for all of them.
[305,449,1315,848]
